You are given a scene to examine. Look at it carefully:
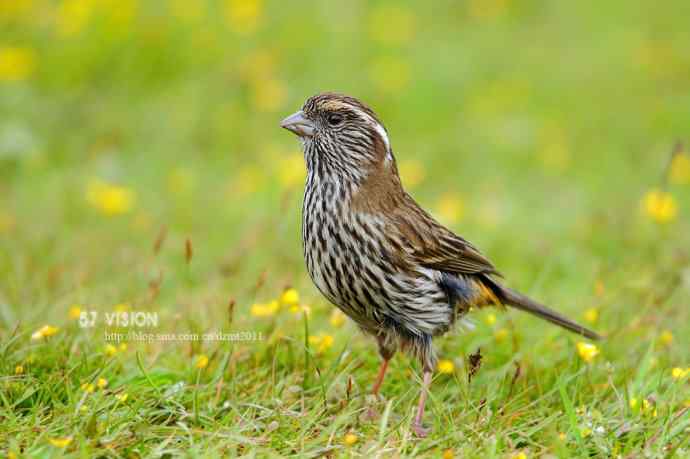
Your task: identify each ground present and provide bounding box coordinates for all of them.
[1,1,690,457]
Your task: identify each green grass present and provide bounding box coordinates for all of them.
[1,0,690,457]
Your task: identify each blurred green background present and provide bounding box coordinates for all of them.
[1,0,688,315]
[2,0,690,455]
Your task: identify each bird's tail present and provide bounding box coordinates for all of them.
[483,277,602,340]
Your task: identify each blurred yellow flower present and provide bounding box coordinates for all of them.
[97,377,108,389]
[224,0,262,34]
[671,367,689,380]
[115,392,128,402]
[251,78,287,113]
[512,453,528,459]
[580,427,592,438]
[435,193,464,225]
[277,153,306,187]
[56,0,94,36]
[641,189,677,223]
[576,342,599,363]
[669,153,690,185]
[15,365,24,375]
[0,212,15,233]
[484,313,497,326]
[104,344,118,357]
[280,288,299,306]
[250,300,279,317]
[289,304,311,315]
[114,302,130,312]
[369,56,410,94]
[438,359,455,374]
[81,382,95,393]
[629,397,638,409]
[68,305,82,320]
[195,354,209,369]
[329,309,346,328]
[31,325,59,340]
[0,46,36,81]
[343,432,358,446]
[119,343,128,352]
[398,159,426,188]
[86,179,136,216]
[309,333,334,353]
[659,330,673,346]
[583,308,598,324]
[0,0,33,19]
[368,5,415,45]
[49,437,73,448]
[494,328,509,341]
[170,0,206,22]
[442,449,454,459]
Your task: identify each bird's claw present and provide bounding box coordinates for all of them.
[412,422,430,438]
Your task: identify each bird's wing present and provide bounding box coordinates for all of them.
[387,193,500,277]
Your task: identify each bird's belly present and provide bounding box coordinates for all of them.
[303,221,454,336]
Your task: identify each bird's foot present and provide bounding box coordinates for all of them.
[412,422,430,438]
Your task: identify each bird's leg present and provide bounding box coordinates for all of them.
[371,357,390,396]
[412,370,433,438]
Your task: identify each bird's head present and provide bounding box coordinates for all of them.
[281,93,395,179]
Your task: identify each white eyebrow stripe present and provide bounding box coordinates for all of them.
[372,121,391,154]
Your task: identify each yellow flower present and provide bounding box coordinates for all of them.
[329,310,346,328]
[442,449,454,459]
[49,437,73,448]
[435,193,464,225]
[671,367,689,380]
[583,308,598,324]
[195,354,209,369]
[669,153,690,185]
[369,56,410,94]
[97,377,108,389]
[81,382,95,393]
[114,302,130,312]
[86,179,136,216]
[494,328,509,341]
[31,325,59,340]
[659,330,674,346]
[343,432,358,446]
[484,313,497,326]
[580,427,592,438]
[280,288,299,306]
[56,0,94,36]
[104,344,118,357]
[558,432,567,441]
[309,333,334,353]
[367,5,415,45]
[68,305,82,320]
[250,300,279,317]
[115,392,128,403]
[513,453,528,459]
[438,359,455,374]
[224,0,262,34]
[398,159,426,188]
[576,342,599,363]
[629,397,638,409]
[289,303,311,315]
[641,189,677,223]
[15,365,24,375]
[0,46,35,81]
[119,343,128,352]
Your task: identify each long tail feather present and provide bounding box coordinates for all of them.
[484,277,602,340]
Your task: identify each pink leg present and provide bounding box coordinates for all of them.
[412,370,433,437]
[372,358,390,396]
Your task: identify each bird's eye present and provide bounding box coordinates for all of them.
[326,113,344,126]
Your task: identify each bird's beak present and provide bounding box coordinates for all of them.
[280,110,315,138]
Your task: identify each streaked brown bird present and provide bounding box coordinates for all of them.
[281,93,601,437]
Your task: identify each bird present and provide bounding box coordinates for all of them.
[280,92,601,437]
